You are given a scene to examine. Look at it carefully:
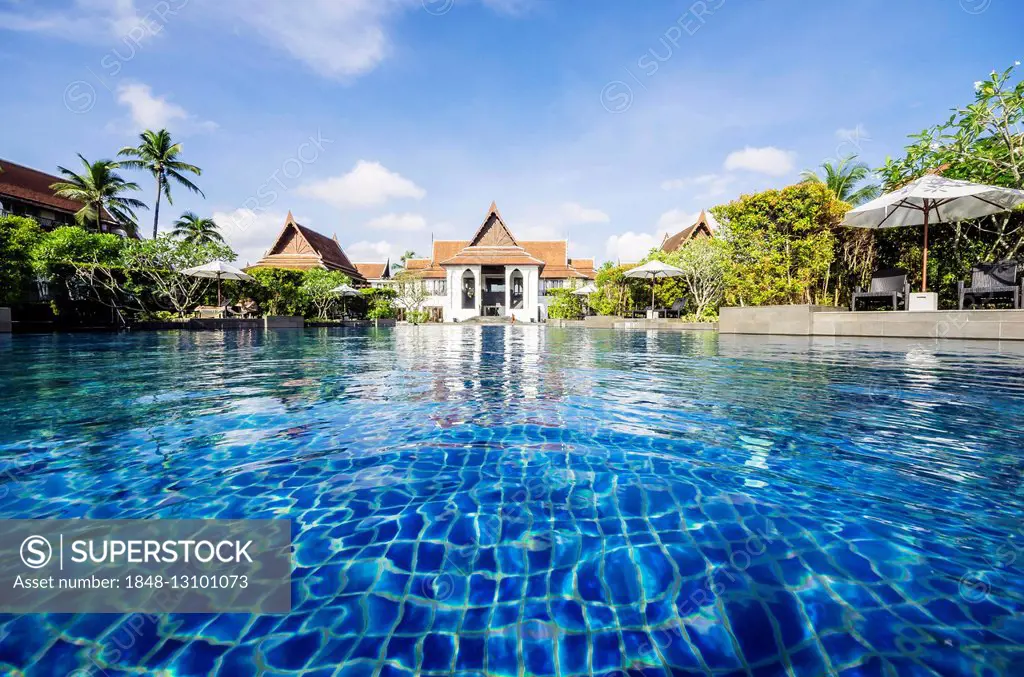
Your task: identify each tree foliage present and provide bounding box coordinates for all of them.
[120,236,236,316]
[172,212,224,245]
[874,62,1024,301]
[119,129,203,239]
[362,286,397,319]
[246,268,306,316]
[0,215,43,304]
[800,155,881,206]
[391,271,430,319]
[673,237,731,318]
[713,182,851,306]
[300,268,351,319]
[591,262,647,316]
[546,288,585,319]
[50,155,146,233]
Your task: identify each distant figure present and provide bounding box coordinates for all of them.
[510,313,516,324]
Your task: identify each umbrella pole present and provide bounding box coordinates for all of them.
[651,276,656,318]
[218,275,223,307]
[921,200,929,293]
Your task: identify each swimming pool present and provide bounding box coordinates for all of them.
[1,326,1022,676]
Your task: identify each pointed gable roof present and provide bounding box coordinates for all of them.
[440,202,544,267]
[660,209,716,253]
[248,212,366,283]
[468,201,520,247]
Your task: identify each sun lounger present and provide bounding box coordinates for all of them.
[958,260,1021,309]
[851,268,910,311]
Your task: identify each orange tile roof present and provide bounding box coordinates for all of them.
[354,262,387,280]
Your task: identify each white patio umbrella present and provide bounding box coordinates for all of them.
[571,283,598,296]
[842,175,1024,292]
[180,260,254,306]
[625,260,683,315]
[330,283,361,317]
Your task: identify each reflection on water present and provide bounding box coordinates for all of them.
[1,327,1023,676]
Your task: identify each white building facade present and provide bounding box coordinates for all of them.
[405,203,595,323]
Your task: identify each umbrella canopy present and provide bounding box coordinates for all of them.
[571,283,598,296]
[625,261,683,314]
[330,284,361,296]
[842,175,1024,291]
[180,260,254,307]
[180,260,254,281]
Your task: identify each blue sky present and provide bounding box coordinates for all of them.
[1,0,1021,265]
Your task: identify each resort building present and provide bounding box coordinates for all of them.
[660,209,720,253]
[353,260,393,289]
[404,202,596,322]
[248,212,367,285]
[0,158,121,233]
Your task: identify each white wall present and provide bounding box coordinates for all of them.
[442,265,542,322]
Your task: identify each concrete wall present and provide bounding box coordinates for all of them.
[263,316,304,329]
[814,309,1024,340]
[0,308,10,333]
[721,304,1024,341]
[719,305,839,336]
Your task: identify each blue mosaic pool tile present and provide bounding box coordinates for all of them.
[4,328,1024,675]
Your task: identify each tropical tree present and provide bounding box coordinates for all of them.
[392,270,429,320]
[0,215,43,304]
[674,237,731,319]
[120,235,236,316]
[172,211,224,245]
[118,129,204,239]
[50,155,146,233]
[300,268,351,319]
[800,155,881,206]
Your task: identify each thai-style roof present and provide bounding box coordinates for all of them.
[400,203,596,280]
[0,158,116,224]
[353,261,390,281]
[424,203,595,279]
[248,212,366,283]
[660,209,718,253]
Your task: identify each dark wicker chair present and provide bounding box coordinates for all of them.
[851,268,910,311]
[663,300,687,318]
[958,261,1021,309]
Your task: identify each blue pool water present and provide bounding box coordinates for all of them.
[1,326,1023,676]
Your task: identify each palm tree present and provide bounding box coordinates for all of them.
[50,155,147,232]
[800,155,881,206]
[118,129,204,239]
[172,211,224,244]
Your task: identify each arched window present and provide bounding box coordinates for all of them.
[510,269,524,309]
[461,270,476,309]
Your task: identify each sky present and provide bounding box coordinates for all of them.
[1,0,1022,266]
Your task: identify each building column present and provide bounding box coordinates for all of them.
[505,267,512,317]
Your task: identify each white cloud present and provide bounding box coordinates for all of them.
[0,0,152,42]
[298,161,425,209]
[724,146,796,177]
[605,232,663,263]
[366,212,427,231]
[213,0,402,80]
[660,173,734,198]
[345,239,407,263]
[112,83,217,134]
[213,208,291,267]
[656,209,700,232]
[604,209,701,262]
[559,202,610,225]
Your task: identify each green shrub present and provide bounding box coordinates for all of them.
[0,215,43,304]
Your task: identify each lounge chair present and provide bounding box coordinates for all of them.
[195,305,227,319]
[958,260,1021,309]
[663,300,687,319]
[851,268,910,311]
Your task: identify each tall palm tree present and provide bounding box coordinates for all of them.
[50,155,147,232]
[172,211,224,244]
[118,129,204,239]
[800,155,881,206]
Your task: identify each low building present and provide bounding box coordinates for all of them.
[248,212,366,285]
[353,260,393,288]
[660,209,719,253]
[404,202,596,322]
[0,158,120,232]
